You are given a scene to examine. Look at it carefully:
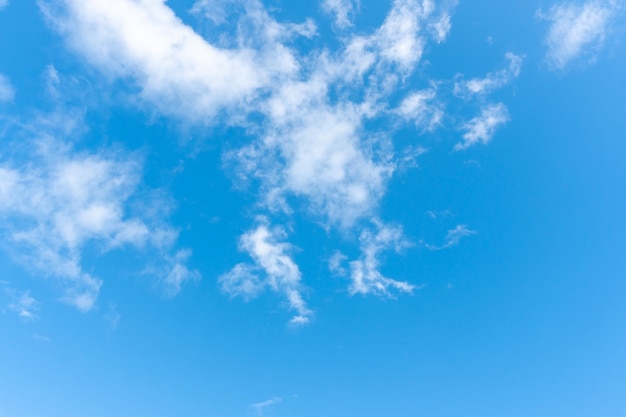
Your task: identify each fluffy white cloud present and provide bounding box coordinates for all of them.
[397,87,443,131]
[219,219,312,325]
[347,221,416,296]
[539,0,620,70]
[0,74,15,102]
[456,103,510,150]
[454,52,523,98]
[0,114,198,311]
[41,0,306,124]
[322,0,358,28]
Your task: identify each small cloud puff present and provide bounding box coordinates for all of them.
[0,74,15,103]
[456,103,510,150]
[539,0,621,70]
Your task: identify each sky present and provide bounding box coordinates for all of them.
[1,0,625,416]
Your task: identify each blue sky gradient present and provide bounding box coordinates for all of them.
[1,1,626,416]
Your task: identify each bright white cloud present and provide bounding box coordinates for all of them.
[425,224,476,250]
[0,74,15,102]
[41,0,304,124]
[454,52,523,98]
[0,113,198,311]
[539,0,620,70]
[220,219,312,325]
[322,0,358,28]
[348,221,416,296]
[456,103,510,150]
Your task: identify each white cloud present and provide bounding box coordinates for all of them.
[0,113,198,311]
[0,0,7,10]
[425,224,476,250]
[456,103,510,150]
[104,303,121,330]
[41,0,304,124]
[0,74,15,103]
[397,87,443,131]
[220,219,312,325]
[251,397,282,415]
[348,221,416,296]
[322,0,358,28]
[454,52,523,98]
[328,250,348,276]
[539,0,620,70]
[43,0,516,320]
[4,287,39,320]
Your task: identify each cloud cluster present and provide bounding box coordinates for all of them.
[0,113,198,311]
[41,0,514,322]
[539,0,621,70]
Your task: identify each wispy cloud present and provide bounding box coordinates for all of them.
[4,287,39,320]
[456,103,510,150]
[454,52,523,98]
[0,0,7,10]
[219,218,312,325]
[322,0,359,28]
[397,87,444,131]
[0,74,15,103]
[348,221,416,296]
[0,109,198,311]
[425,225,476,250]
[539,0,621,70]
[104,303,121,330]
[251,397,282,416]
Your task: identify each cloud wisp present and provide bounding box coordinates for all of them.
[251,397,283,416]
[0,74,15,103]
[0,112,198,312]
[3,285,39,320]
[425,225,476,250]
[456,103,510,151]
[539,0,622,70]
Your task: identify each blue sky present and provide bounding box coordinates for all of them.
[1,0,625,416]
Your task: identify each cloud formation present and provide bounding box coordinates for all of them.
[454,53,523,98]
[425,225,476,250]
[3,285,39,320]
[456,103,510,150]
[251,397,282,416]
[0,74,15,103]
[322,0,358,28]
[0,112,198,311]
[539,0,620,70]
[40,0,518,321]
[219,219,311,325]
[346,221,416,296]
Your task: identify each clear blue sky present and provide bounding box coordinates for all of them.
[1,1,625,416]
